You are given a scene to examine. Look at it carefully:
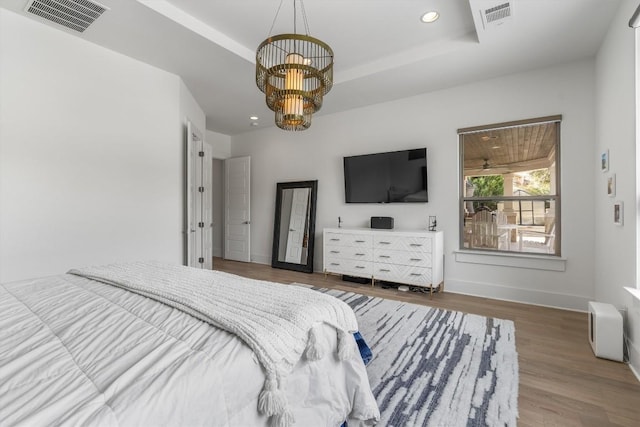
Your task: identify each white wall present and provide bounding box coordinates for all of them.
[206,129,232,160]
[595,0,640,378]
[180,80,206,138]
[0,9,187,281]
[230,59,597,311]
[595,0,636,306]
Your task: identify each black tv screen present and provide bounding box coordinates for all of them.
[344,148,428,203]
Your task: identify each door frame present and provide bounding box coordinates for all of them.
[185,120,213,268]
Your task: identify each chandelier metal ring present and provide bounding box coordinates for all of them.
[256,25,334,131]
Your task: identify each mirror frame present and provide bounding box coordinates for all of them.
[271,180,318,273]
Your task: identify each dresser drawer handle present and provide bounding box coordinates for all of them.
[330,250,340,254]
[330,238,340,241]
[410,258,422,261]
[355,253,365,256]
[410,273,422,276]
[379,268,391,272]
[355,240,366,243]
[379,255,390,258]
[379,241,391,245]
[355,265,366,269]
[330,262,340,266]
[410,243,423,247]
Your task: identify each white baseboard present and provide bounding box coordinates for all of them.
[217,254,270,265]
[251,254,271,265]
[444,278,591,312]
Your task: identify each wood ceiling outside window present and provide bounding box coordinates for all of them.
[459,115,560,177]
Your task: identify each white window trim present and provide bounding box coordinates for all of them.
[454,250,566,271]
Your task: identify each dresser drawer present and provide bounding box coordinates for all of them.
[373,248,431,268]
[373,264,432,286]
[325,258,373,277]
[325,232,372,248]
[325,245,373,261]
[373,235,432,252]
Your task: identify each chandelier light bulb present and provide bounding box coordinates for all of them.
[283,53,305,126]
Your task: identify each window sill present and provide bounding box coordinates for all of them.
[453,250,566,271]
[626,287,640,302]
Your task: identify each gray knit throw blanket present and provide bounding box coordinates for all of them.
[69,262,359,427]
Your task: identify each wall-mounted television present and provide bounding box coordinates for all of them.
[344,148,428,203]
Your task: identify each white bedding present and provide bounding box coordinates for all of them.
[0,271,379,426]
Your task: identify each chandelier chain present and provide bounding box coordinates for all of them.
[267,0,285,37]
[299,0,311,35]
[267,0,311,36]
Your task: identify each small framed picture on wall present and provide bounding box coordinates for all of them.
[601,150,609,172]
[614,201,623,226]
[607,174,616,197]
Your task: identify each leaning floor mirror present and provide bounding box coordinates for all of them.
[271,180,318,273]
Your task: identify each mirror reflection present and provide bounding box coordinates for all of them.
[277,187,311,264]
[272,180,317,273]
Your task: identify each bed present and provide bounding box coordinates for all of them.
[0,262,379,426]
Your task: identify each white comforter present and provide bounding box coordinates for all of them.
[0,272,379,426]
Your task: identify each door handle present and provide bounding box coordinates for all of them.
[243,221,250,224]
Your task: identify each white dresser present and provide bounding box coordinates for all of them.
[323,228,444,291]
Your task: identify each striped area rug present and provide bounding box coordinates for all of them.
[314,288,519,427]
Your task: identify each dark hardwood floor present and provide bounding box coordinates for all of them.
[213,257,640,427]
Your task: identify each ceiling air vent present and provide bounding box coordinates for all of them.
[24,0,109,33]
[481,1,512,29]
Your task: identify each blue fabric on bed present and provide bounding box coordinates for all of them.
[341,332,373,427]
[353,331,372,366]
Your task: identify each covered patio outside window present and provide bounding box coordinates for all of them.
[459,116,561,256]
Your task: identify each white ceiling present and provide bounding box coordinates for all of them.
[0,0,622,135]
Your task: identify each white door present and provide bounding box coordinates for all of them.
[285,187,310,263]
[201,141,213,269]
[224,156,251,262]
[186,121,200,267]
[186,121,213,269]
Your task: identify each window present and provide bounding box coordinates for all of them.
[458,116,561,256]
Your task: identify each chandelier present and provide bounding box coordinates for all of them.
[256,0,333,131]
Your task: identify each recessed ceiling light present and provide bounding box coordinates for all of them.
[250,116,259,120]
[421,11,439,23]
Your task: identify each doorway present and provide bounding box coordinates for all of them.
[212,158,224,259]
